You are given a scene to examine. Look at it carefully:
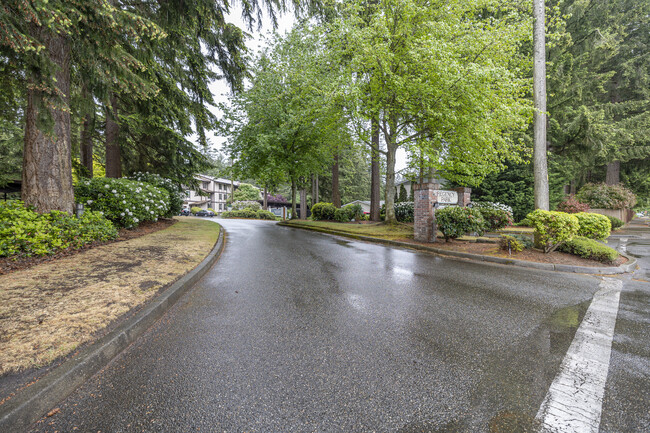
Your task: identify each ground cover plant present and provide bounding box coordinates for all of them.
[0,201,117,258]
[558,236,619,263]
[75,178,170,228]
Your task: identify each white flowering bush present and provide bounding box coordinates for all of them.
[75,178,171,228]
[231,200,262,211]
[128,172,183,217]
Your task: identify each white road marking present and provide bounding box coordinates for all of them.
[618,238,628,254]
[536,277,623,433]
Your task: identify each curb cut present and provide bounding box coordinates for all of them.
[278,222,636,275]
[0,226,226,432]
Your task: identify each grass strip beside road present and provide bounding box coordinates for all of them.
[0,218,219,376]
[281,220,415,240]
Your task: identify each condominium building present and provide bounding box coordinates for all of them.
[183,174,239,213]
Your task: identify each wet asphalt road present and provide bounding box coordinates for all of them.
[29,219,646,432]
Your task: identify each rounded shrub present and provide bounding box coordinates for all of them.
[558,236,619,263]
[129,172,183,217]
[576,183,636,210]
[190,206,202,215]
[435,207,486,241]
[574,212,611,240]
[394,202,414,223]
[311,202,337,220]
[0,201,117,257]
[256,210,277,220]
[334,208,350,222]
[75,178,170,228]
[343,203,364,221]
[526,210,579,253]
[607,215,624,230]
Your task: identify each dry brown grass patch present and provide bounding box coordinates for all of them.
[0,218,219,375]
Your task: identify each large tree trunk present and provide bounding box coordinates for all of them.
[311,174,319,206]
[606,161,620,185]
[22,31,74,214]
[332,153,341,207]
[300,187,307,219]
[384,140,397,225]
[263,185,268,210]
[79,85,94,178]
[105,94,121,178]
[291,178,297,219]
[370,116,381,221]
[533,0,549,210]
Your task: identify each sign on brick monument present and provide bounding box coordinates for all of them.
[414,184,471,243]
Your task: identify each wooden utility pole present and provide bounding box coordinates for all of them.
[533,0,549,210]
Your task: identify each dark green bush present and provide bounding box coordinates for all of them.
[311,202,337,220]
[343,203,364,221]
[334,208,350,222]
[0,201,117,257]
[221,209,258,219]
[256,210,277,220]
[574,212,611,240]
[499,235,524,253]
[435,207,486,240]
[558,236,619,263]
[607,215,624,230]
[394,202,414,222]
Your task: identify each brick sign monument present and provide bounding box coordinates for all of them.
[413,182,471,243]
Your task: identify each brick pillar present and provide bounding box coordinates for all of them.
[414,183,440,243]
[454,187,472,207]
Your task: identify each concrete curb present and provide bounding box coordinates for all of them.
[0,227,226,432]
[278,222,637,275]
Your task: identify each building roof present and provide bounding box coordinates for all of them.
[195,174,240,186]
[343,200,385,207]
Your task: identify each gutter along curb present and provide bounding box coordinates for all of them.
[0,228,226,432]
[278,222,636,275]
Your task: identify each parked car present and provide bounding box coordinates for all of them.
[195,209,215,217]
[180,208,190,216]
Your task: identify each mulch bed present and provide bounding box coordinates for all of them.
[0,219,176,276]
[399,238,627,268]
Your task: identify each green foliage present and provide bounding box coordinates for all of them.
[472,202,514,231]
[75,178,170,228]
[576,183,637,209]
[394,202,414,223]
[0,201,117,258]
[574,212,611,240]
[398,184,408,203]
[231,201,262,211]
[256,210,277,220]
[556,196,590,213]
[435,207,486,241]
[129,172,183,217]
[220,209,258,219]
[343,203,364,221]
[0,118,22,187]
[190,207,203,215]
[334,208,351,222]
[311,202,337,221]
[526,210,580,253]
[232,184,261,201]
[607,215,625,230]
[499,235,525,253]
[558,237,619,263]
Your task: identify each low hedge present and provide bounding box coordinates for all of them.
[607,215,624,230]
[75,177,170,228]
[558,236,619,263]
[220,209,277,220]
[0,201,118,257]
[232,200,262,211]
[574,212,611,240]
[527,210,579,253]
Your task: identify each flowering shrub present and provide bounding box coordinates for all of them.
[472,202,513,231]
[576,183,636,209]
[311,202,337,220]
[266,193,287,203]
[0,201,117,257]
[232,200,262,211]
[75,178,170,228]
[435,207,486,240]
[574,212,611,240]
[526,210,579,253]
[394,202,414,222]
[129,172,183,217]
[556,195,590,213]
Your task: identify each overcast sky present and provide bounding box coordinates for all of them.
[203,5,407,172]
